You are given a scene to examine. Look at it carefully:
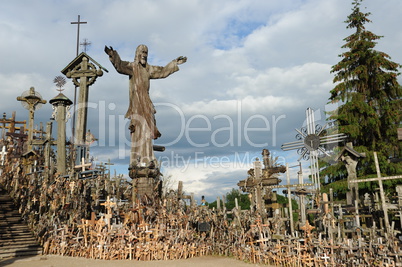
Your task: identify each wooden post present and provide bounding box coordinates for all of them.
[374,152,389,235]
[286,163,294,236]
[50,93,72,175]
[44,122,53,180]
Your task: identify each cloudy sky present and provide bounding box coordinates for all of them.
[1,0,401,202]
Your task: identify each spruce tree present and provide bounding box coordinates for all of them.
[323,0,402,195]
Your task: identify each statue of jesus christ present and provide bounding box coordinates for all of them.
[105,44,187,167]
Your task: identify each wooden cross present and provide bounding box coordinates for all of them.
[0,146,7,165]
[105,158,114,178]
[17,87,46,150]
[101,196,116,214]
[6,126,28,157]
[349,152,402,235]
[101,196,116,227]
[63,55,104,145]
[0,111,26,137]
[71,15,87,56]
[74,157,91,172]
[321,253,330,266]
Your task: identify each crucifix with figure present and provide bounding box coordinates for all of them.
[16,87,47,151]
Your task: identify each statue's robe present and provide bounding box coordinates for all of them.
[108,50,179,165]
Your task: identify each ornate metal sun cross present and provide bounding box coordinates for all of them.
[281,107,347,190]
[54,75,66,92]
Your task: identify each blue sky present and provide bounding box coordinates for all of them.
[1,0,402,202]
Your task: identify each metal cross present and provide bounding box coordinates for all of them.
[80,38,91,53]
[71,15,87,56]
[281,108,347,191]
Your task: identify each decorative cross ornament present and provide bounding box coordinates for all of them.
[281,108,347,190]
[80,38,91,53]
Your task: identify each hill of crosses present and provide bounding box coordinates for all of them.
[1,32,402,266]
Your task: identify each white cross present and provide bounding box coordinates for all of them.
[321,253,330,266]
[74,157,92,172]
[0,146,7,165]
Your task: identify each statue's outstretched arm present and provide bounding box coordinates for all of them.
[174,56,187,65]
[104,45,132,75]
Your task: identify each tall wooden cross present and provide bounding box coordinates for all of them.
[71,15,87,56]
[350,152,402,235]
[105,158,114,179]
[62,54,106,146]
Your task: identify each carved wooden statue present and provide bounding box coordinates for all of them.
[105,45,186,168]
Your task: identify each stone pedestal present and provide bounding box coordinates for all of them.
[129,165,161,203]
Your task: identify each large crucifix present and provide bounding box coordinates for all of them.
[16,87,47,151]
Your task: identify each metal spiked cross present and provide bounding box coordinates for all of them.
[281,108,347,190]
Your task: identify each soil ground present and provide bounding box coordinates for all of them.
[0,255,270,267]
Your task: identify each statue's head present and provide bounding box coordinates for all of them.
[135,44,148,66]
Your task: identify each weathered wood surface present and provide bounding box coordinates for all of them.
[1,136,402,265]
